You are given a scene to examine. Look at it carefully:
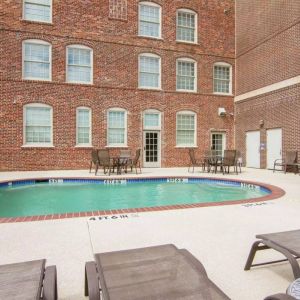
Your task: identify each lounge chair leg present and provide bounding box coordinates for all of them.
[244,240,263,270]
[89,161,93,173]
[43,266,57,300]
[85,262,101,299]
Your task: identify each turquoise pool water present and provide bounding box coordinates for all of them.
[0,178,270,217]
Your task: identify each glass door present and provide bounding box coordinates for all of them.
[143,131,160,167]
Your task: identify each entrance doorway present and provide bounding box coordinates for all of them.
[246,131,260,168]
[266,128,282,169]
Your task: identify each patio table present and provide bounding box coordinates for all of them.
[85,244,230,300]
[111,157,129,175]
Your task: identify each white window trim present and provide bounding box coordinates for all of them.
[107,108,128,147]
[138,1,162,39]
[138,53,161,90]
[176,110,197,147]
[22,103,53,147]
[176,8,198,44]
[213,62,232,95]
[210,131,226,156]
[66,44,93,84]
[143,109,161,130]
[22,39,52,81]
[23,0,53,23]
[76,106,92,147]
[176,58,197,93]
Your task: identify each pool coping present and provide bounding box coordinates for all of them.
[0,176,285,223]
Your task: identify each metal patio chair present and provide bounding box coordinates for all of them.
[273,151,298,173]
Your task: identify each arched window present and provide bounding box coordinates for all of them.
[139,2,162,38]
[176,111,197,147]
[107,108,127,147]
[67,45,93,84]
[176,58,197,92]
[23,39,51,81]
[23,103,53,146]
[213,62,232,95]
[138,53,161,89]
[76,107,92,146]
[176,9,197,43]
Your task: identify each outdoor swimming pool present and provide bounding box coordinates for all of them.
[0,177,272,218]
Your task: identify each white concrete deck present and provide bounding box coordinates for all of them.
[0,167,299,300]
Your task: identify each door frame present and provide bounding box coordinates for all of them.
[143,130,161,168]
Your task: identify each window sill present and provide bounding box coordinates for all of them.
[176,40,198,45]
[74,145,93,148]
[176,89,197,93]
[138,87,162,91]
[137,35,163,41]
[21,19,53,25]
[66,81,93,86]
[23,77,52,82]
[21,144,54,148]
[105,145,128,148]
[213,92,233,96]
[175,146,197,148]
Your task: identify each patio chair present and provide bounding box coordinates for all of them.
[273,151,298,173]
[235,150,243,173]
[188,148,205,173]
[265,278,300,300]
[119,149,132,173]
[84,244,230,300]
[97,149,113,175]
[244,229,300,279]
[127,149,141,174]
[216,150,237,175]
[89,149,100,175]
[0,259,57,300]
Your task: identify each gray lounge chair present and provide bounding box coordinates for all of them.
[0,259,57,300]
[245,229,300,279]
[265,278,300,300]
[85,244,230,300]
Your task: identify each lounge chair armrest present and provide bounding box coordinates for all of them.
[43,265,57,300]
[264,294,297,300]
[85,261,101,300]
[274,159,284,163]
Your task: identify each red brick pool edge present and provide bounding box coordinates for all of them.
[0,177,285,224]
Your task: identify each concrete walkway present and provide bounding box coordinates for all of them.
[0,168,299,299]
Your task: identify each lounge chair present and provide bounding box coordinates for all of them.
[85,244,230,300]
[127,149,141,174]
[273,151,298,173]
[98,149,113,175]
[188,148,205,173]
[265,278,300,300]
[214,150,237,175]
[89,149,100,175]
[0,259,57,300]
[244,229,300,279]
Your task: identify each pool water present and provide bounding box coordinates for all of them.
[0,180,269,217]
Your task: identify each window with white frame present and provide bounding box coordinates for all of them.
[107,109,127,146]
[176,9,197,43]
[176,111,196,146]
[176,58,196,92]
[23,40,51,80]
[24,104,52,145]
[76,107,91,146]
[143,110,161,130]
[213,63,232,94]
[211,132,226,157]
[139,2,161,38]
[23,0,52,23]
[139,54,161,89]
[67,45,93,84]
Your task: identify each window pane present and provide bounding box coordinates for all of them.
[177,61,195,90]
[144,113,159,127]
[139,56,160,88]
[108,111,126,145]
[68,66,91,83]
[177,114,195,145]
[139,4,160,37]
[108,128,125,144]
[211,133,224,156]
[24,0,51,22]
[214,66,230,93]
[177,11,196,42]
[25,107,51,144]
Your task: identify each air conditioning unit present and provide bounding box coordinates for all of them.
[218,107,227,117]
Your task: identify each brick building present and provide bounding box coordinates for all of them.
[235,0,300,169]
[0,0,235,171]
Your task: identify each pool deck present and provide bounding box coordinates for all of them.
[0,167,299,299]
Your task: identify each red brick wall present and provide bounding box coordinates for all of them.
[0,0,235,171]
[235,0,300,168]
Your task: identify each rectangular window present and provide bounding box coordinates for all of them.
[139,4,160,38]
[139,55,160,88]
[24,0,51,23]
[176,113,196,146]
[25,106,52,144]
[77,108,91,145]
[176,60,196,91]
[214,65,231,94]
[211,133,225,157]
[108,111,126,146]
[177,11,196,43]
[23,42,51,80]
[67,47,92,84]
